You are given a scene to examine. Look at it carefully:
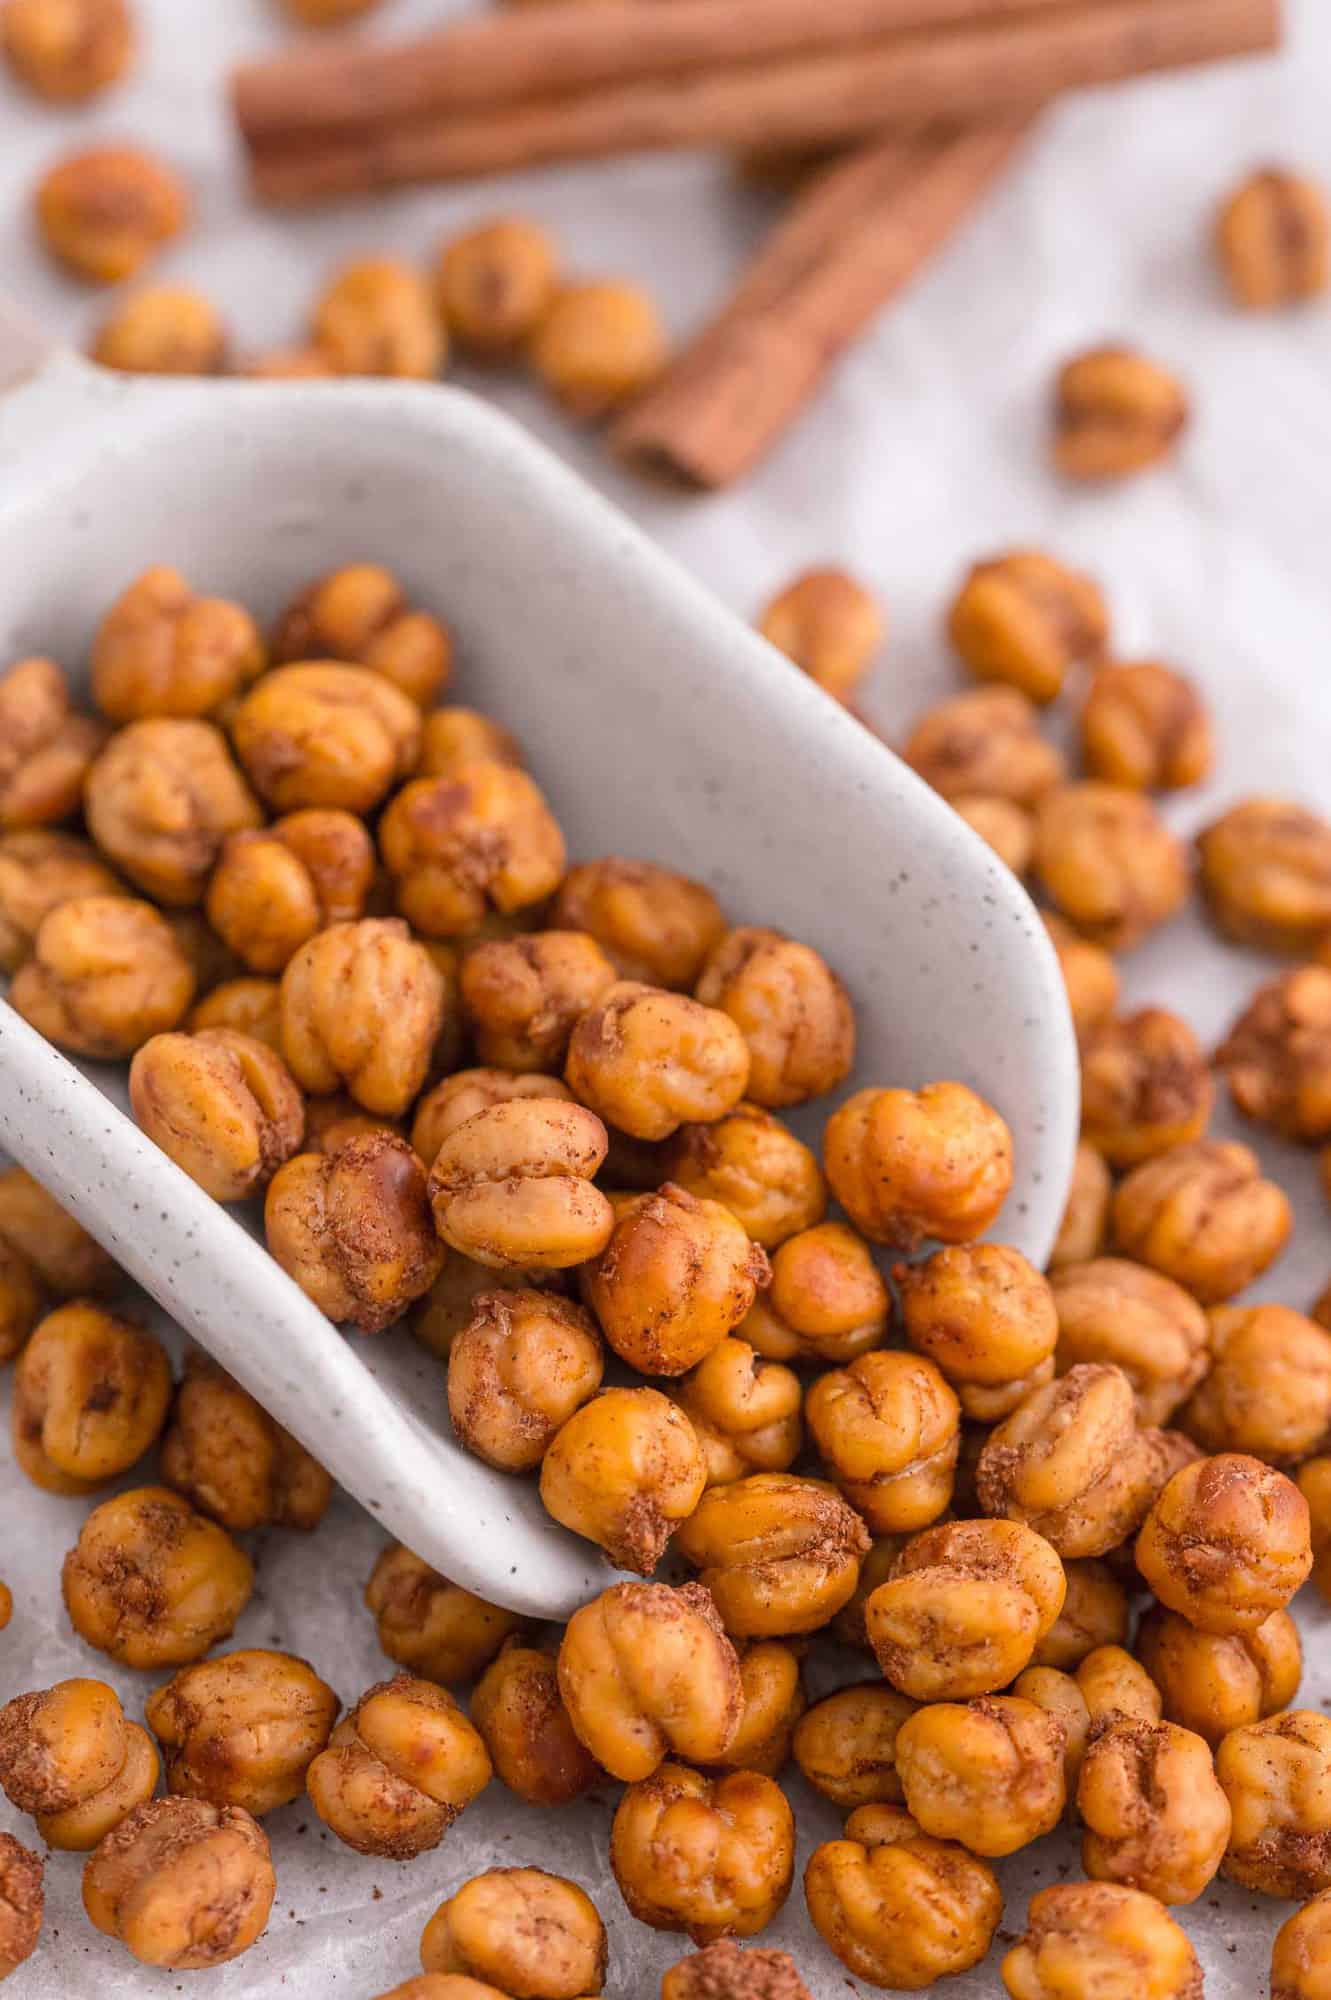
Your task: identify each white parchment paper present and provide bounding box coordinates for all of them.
[4,1,1331,1991]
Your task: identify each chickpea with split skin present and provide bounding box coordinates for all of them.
[675,1472,871,1638]
[0,655,109,832]
[894,1693,1068,1858]
[947,547,1108,704]
[365,1544,526,1685]
[62,1485,254,1670]
[1052,345,1188,481]
[823,1080,1013,1250]
[672,1336,802,1487]
[896,1241,1059,1422]
[160,1349,331,1532]
[413,1067,574,1169]
[306,1673,491,1861]
[232,661,421,816]
[903,683,1067,806]
[553,857,725,991]
[266,1131,443,1334]
[664,1101,826,1248]
[380,762,566,938]
[1112,1137,1292,1303]
[83,1796,275,1971]
[130,1028,305,1202]
[206,809,376,974]
[583,1183,770,1377]
[566,981,751,1141]
[90,565,262,722]
[271,562,453,709]
[420,1868,607,2000]
[84,716,262,907]
[428,1097,614,1270]
[12,1301,171,1497]
[1137,1452,1313,1635]
[448,1288,604,1472]
[1002,1881,1203,2000]
[145,1650,339,1817]
[792,1683,918,1809]
[0,1677,159,1853]
[806,1347,960,1534]
[540,1385,706,1573]
[610,1761,795,1943]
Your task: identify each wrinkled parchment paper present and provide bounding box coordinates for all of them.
[4,1,1331,1989]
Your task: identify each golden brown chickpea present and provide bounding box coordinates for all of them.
[266,1132,443,1333]
[129,1027,305,1200]
[2,0,131,99]
[271,562,452,709]
[953,793,1035,874]
[584,1184,770,1376]
[447,1288,603,1471]
[1079,1009,1213,1168]
[903,683,1066,805]
[791,1683,916,1808]
[831,1534,908,1650]
[460,931,615,1073]
[1034,783,1190,950]
[160,1349,331,1532]
[1080,661,1214,793]
[11,893,195,1056]
[0,1677,158,1852]
[739,1219,889,1365]
[806,1348,959,1534]
[675,1472,871,1637]
[1002,1881,1203,2000]
[1112,1138,1292,1302]
[429,1097,614,1269]
[1217,166,1331,308]
[0,1243,43,1366]
[1050,1259,1210,1426]
[413,1069,572,1169]
[558,1580,741,1780]
[418,705,524,779]
[82,1795,273,1968]
[0,828,123,975]
[411,1251,567,1358]
[540,1385,706,1572]
[1137,1604,1301,1746]
[824,1080,1013,1250]
[805,1807,1002,1989]
[554,858,725,990]
[1078,1716,1230,1904]
[91,286,226,377]
[1053,345,1188,481]
[947,548,1108,704]
[85,717,261,905]
[280,917,444,1115]
[1075,1644,1162,1726]
[206,809,375,974]
[1136,1452,1312,1634]
[364,1543,523,1683]
[895,1694,1066,1856]
[1044,913,1121,1046]
[1185,1302,1331,1462]
[63,1484,253,1668]
[420,1868,606,1999]
[145,1650,338,1815]
[436,217,560,356]
[1198,796,1331,952]
[281,0,383,19]
[531,279,666,418]
[1298,1456,1331,1599]
[1217,1709,1331,1896]
[380,764,565,938]
[0,1832,41,1980]
[1217,965,1331,1142]
[758,567,883,703]
[312,256,445,378]
[35,142,186,283]
[711,1640,804,1777]
[610,1762,793,1942]
[1009,1665,1092,1802]
[307,1672,490,1858]
[673,1337,802,1487]
[12,1302,169,1496]
[865,1516,1066,1701]
[471,1640,600,1807]
[567,982,751,1141]
[1049,1140,1114,1272]
[662,1940,812,2000]
[233,661,421,814]
[897,1242,1059,1422]
[1273,1886,1331,2000]
[0,655,109,832]
[663,1104,826,1248]
[0,1165,117,1297]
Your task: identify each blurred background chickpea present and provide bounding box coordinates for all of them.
[530,279,666,418]
[380,763,565,938]
[0,1677,158,1852]
[271,562,452,708]
[672,1336,802,1486]
[130,1027,305,1200]
[1079,1008,1213,1167]
[824,1080,1012,1249]
[306,1673,491,1859]
[418,705,524,780]
[540,1385,706,1572]
[895,1694,1066,1856]
[1217,1710,1331,1898]
[1112,1138,1292,1302]
[1034,782,1190,950]
[85,716,260,904]
[806,1348,959,1533]
[1002,1881,1202,1999]
[1298,1456,1331,1599]
[1080,660,1213,792]
[805,1804,1002,1988]
[1052,344,1188,481]
[757,567,883,705]
[610,1763,793,1942]
[461,931,616,1073]
[312,255,445,378]
[1049,1141,1114,1270]
[0,828,124,975]
[266,1132,443,1333]
[553,858,724,991]
[1272,1884,1331,2000]
[428,1098,613,1269]
[740,1219,888,1364]
[90,567,261,722]
[0,1832,41,1981]
[82,1796,274,1969]
[91,285,226,376]
[1050,1259,1210,1426]
[0,654,109,832]
[448,1289,603,1471]
[1044,914,1121,1046]
[904,683,1066,808]
[1136,1452,1312,1634]
[12,1301,170,1494]
[897,1242,1058,1421]
[63,1484,253,1668]
[567,982,751,1140]
[365,1544,524,1684]
[1078,1716,1230,1904]
[675,1472,870,1637]
[1216,165,1331,308]
[947,547,1108,704]
[0,1165,118,1298]
[420,1868,606,1999]
[207,810,375,973]
[146,1649,339,1815]
[233,661,420,814]
[1137,1604,1301,1745]
[160,1349,331,1531]
[953,792,1036,873]
[1217,965,1331,1142]
[792,1684,917,1809]
[2,0,132,100]
[1197,796,1331,952]
[35,142,186,283]
[11,894,195,1056]
[280,917,444,1115]
[0,1243,41,1364]
[471,1640,600,1807]
[1183,1302,1331,1462]
[436,216,560,356]
[584,1185,769,1376]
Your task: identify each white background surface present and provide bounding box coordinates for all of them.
[4,1,1331,1993]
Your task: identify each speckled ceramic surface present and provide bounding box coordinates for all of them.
[0,321,1079,1619]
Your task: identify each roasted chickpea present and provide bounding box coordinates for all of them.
[380,764,565,938]
[1035,783,1190,950]
[1217,165,1331,308]
[662,1941,811,2000]
[418,705,524,779]
[12,1302,170,1496]
[281,0,383,20]
[897,1242,1059,1422]
[1078,1717,1230,1904]
[12,893,196,1056]
[130,1027,304,1200]
[2,0,132,100]
[447,1289,603,1471]
[0,1243,43,1365]
[1273,1885,1331,2000]
[954,793,1035,873]
[740,1219,889,1365]
[1051,1259,1210,1426]
[1049,1140,1113,1271]
[824,1080,1013,1250]
[0,655,109,832]
[420,1869,606,1999]
[663,1104,825,1249]
[266,1132,443,1333]
[831,1533,908,1651]
[35,143,186,283]
[91,285,226,376]
[1136,1453,1312,1634]
[1002,1881,1203,2000]
[758,567,883,703]
[1079,1009,1213,1167]
[531,280,666,418]
[584,1185,769,1376]
[1217,965,1331,1142]
[145,1650,338,1815]
[1052,345,1188,481]
[412,1252,567,1358]
[233,661,421,814]
[675,1472,871,1637]
[553,858,725,990]
[312,256,445,378]
[84,717,261,905]
[806,1348,959,1533]
[82,1796,273,1969]
[163,908,243,997]
[206,810,375,973]
[280,917,444,1115]
[540,1385,706,1572]
[805,1808,1002,1989]
[558,1581,741,1782]
[673,1337,802,1487]
[895,1694,1066,1856]
[947,548,1108,704]
[160,1349,331,1532]
[471,1641,600,1807]
[303,1093,400,1154]
[566,981,750,1141]
[460,931,616,1072]
[364,1543,524,1685]
[413,1069,573,1169]
[436,217,560,356]
[903,683,1066,805]
[865,1517,1066,1701]
[1298,1456,1331,1599]
[1009,1666,1091,1800]
[1112,1138,1292,1302]
[1080,661,1213,792]
[62,1484,253,1669]
[0,1677,158,1851]
[307,1672,490,1859]
[0,828,124,974]
[1044,913,1121,1046]
[1217,1710,1331,1897]
[1198,796,1331,952]
[610,1762,793,1942]
[271,563,452,709]
[1184,1302,1331,1463]
[0,1833,41,1981]
[713,1641,804,1777]
[428,1097,614,1269]
[792,1683,916,1808]
[0,1165,118,1297]
[89,565,259,722]
[1137,1604,1301,1746]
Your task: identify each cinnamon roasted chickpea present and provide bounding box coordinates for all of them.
[471,1641,600,1807]
[584,1185,770,1376]
[461,931,617,1072]
[91,285,226,377]
[437,217,560,356]
[823,1080,1013,1250]
[160,1349,332,1531]
[675,1472,871,1637]
[411,1251,567,1358]
[954,793,1035,873]
[1079,1009,1213,1167]
[740,1219,889,1365]
[266,1132,443,1333]
[1002,1881,1203,2000]
[694,926,855,1111]
[0,655,109,831]
[0,1243,43,1365]
[947,548,1108,704]
[0,1165,118,1297]
[307,1673,491,1859]
[90,566,261,722]
[1044,914,1121,1045]
[418,705,524,780]
[271,563,452,708]
[662,1940,812,2000]
[1078,1717,1230,1904]
[2,0,132,100]
[0,1677,158,1851]
[0,828,124,974]
[233,661,421,814]
[63,1484,254,1668]
[1217,965,1331,1142]
[429,1097,614,1269]
[1112,1138,1292,1302]
[1034,783,1190,950]
[1217,1709,1331,1897]
[207,809,375,973]
[380,763,566,938]
[554,858,725,990]
[673,1337,802,1487]
[865,1517,1066,1701]
[897,1242,1059,1422]
[35,143,187,283]
[1217,166,1331,309]
[805,1806,1002,1990]
[413,1069,574,1169]
[610,1762,794,1942]
[558,1580,741,1781]
[1137,1604,1301,1746]
[540,1385,706,1572]
[1051,1259,1210,1426]
[1273,1886,1331,2000]
[567,982,750,1140]
[145,1650,339,1814]
[303,1092,401,1154]
[712,1641,804,1776]
[1080,661,1213,792]
[903,684,1066,805]
[0,1833,41,1981]
[531,280,667,418]
[312,256,445,379]
[85,717,261,905]
[420,1868,607,1999]
[1184,1302,1331,1463]
[1052,345,1188,481]
[281,917,444,1114]
[281,0,384,20]
[12,1302,170,1496]
[1136,1452,1312,1634]
[1009,1667,1091,1801]
[82,1796,274,1969]
[1049,1140,1113,1270]
[663,1105,825,1249]
[1298,1456,1331,1599]
[130,1027,304,1199]
[806,1348,959,1533]
[792,1683,916,1808]
[758,567,883,703]
[12,894,195,1057]
[895,1694,1066,1856]
[448,1288,603,1471]
[365,1544,525,1684]
[831,1534,908,1650]
[1197,796,1331,952]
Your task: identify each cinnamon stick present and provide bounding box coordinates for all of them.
[611,121,1034,488]
[243,0,1280,206]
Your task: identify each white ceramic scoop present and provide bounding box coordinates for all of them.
[0,305,1079,1619]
